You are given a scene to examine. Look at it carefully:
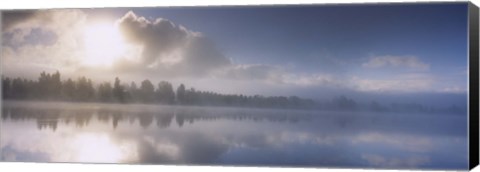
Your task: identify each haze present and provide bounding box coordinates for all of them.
[1,4,468,107]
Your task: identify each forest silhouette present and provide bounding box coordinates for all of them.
[1,71,317,109]
[1,71,465,114]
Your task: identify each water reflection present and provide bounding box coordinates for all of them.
[2,102,310,130]
[0,101,468,170]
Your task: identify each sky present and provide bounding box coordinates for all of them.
[0,2,469,104]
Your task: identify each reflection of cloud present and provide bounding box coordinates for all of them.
[228,133,274,149]
[178,133,228,164]
[225,131,339,151]
[352,132,433,153]
[362,55,429,70]
[1,101,467,168]
[288,133,337,146]
[134,137,177,164]
[124,132,229,164]
[361,154,430,168]
[1,145,50,162]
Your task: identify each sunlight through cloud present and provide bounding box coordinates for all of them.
[82,22,128,67]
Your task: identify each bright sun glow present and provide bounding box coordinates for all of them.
[73,133,124,163]
[83,22,128,67]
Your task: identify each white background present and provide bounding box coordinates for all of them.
[0,0,479,172]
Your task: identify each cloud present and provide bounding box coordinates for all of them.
[212,64,282,81]
[2,10,42,31]
[2,9,86,38]
[115,11,231,77]
[1,10,451,96]
[349,73,435,93]
[439,86,466,93]
[211,64,437,94]
[1,10,88,77]
[361,154,430,168]
[2,10,234,80]
[177,36,232,75]
[280,73,340,87]
[116,11,191,64]
[212,64,344,88]
[362,55,430,70]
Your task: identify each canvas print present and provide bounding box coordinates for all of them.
[0,3,471,170]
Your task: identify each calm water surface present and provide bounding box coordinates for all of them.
[0,101,468,170]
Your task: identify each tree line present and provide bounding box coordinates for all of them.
[1,71,316,109]
[1,71,466,114]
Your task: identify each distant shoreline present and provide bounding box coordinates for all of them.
[1,71,467,115]
[0,99,321,114]
[0,99,466,116]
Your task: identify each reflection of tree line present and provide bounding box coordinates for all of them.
[322,95,466,114]
[1,106,310,131]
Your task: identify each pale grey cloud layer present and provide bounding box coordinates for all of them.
[361,154,430,168]
[362,55,430,71]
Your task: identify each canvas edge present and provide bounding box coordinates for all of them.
[0,2,476,171]
[469,1,480,170]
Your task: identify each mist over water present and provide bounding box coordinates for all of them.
[0,101,468,169]
[0,4,471,171]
